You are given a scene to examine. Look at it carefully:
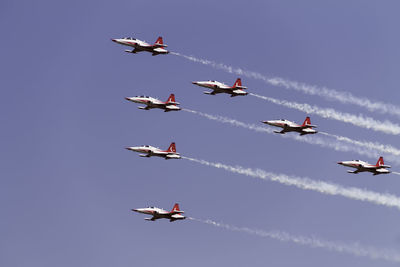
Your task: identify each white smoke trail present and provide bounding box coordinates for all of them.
[182,108,400,165]
[319,132,400,156]
[172,52,400,118]
[392,172,400,176]
[250,93,400,135]
[189,217,400,263]
[183,156,400,210]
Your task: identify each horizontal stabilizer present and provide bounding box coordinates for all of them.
[303,124,317,128]
[166,154,181,159]
[171,210,184,214]
[165,105,181,111]
[380,165,391,169]
[375,168,391,173]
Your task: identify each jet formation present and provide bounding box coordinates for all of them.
[125,94,181,112]
[111,35,396,225]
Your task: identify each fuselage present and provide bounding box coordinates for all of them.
[132,207,185,221]
[192,80,248,96]
[111,37,169,55]
[337,160,391,175]
[262,119,317,135]
[125,145,181,159]
[125,96,181,111]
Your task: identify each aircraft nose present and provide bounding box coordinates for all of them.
[125,147,132,151]
[192,81,198,85]
[131,209,138,212]
[111,39,118,43]
[337,162,343,165]
[125,97,131,101]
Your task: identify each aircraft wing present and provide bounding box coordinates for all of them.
[362,165,379,169]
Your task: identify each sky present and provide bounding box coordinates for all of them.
[1,0,400,266]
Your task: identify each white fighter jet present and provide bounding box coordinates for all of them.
[125,142,181,159]
[261,116,317,136]
[132,203,185,222]
[337,157,391,175]
[111,36,169,56]
[125,94,181,112]
[192,78,248,97]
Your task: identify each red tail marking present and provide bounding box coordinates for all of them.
[155,36,163,45]
[171,203,180,212]
[233,78,242,88]
[167,142,176,153]
[166,94,176,103]
[376,157,384,166]
[302,116,311,126]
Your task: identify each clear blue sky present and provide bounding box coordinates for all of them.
[1,0,400,266]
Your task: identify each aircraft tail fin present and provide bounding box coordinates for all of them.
[171,203,183,214]
[154,36,166,47]
[167,142,177,153]
[376,156,384,167]
[166,94,177,104]
[233,78,242,88]
[302,116,311,127]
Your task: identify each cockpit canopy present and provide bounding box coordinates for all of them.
[136,95,150,98]
[124,37,136,40]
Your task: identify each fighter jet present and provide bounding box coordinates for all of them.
[111,36,169,56]
[337,157,391,175]
[125,142,181,159]
[125,94,181,112]
[261,117,317,136]
[192,78,248,97]
[132,203,185,222]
